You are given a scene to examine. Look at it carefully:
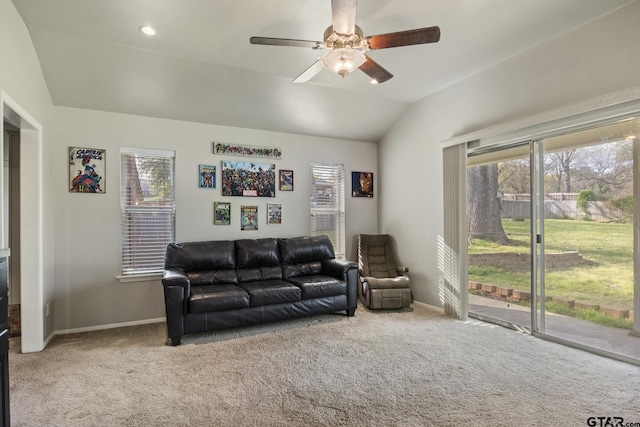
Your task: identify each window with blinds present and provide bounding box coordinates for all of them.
[310,163,345,259]
[120,147,175,275]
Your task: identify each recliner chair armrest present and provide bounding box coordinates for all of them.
[396,267,409,275]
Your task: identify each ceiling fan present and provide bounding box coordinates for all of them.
[249,0,440,84]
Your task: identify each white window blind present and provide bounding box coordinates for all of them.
[310,163,345,259]
[120,148,175,275]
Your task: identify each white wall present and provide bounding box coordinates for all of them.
[53,107,377,331]
[378,1,640,307]
[0,0,55,345]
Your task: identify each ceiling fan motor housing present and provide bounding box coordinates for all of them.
[323,25,368,50]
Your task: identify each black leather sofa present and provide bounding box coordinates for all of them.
[161,235,358,345]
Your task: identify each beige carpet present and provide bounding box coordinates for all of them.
[8,303,640,426]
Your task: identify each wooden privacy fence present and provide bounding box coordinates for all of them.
[500,194,621,222]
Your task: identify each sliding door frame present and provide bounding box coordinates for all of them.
[446,95,640,366]
[530,140,545,334]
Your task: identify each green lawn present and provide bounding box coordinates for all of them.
[469,219,634,310]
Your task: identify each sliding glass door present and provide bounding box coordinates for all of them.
[538,121,639,361]
[467,117,640,363]
[467,144,533,331]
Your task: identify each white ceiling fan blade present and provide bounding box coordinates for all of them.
[331,0,358,35]
[293,60,324,83]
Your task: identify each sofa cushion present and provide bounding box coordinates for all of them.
[189,285,250,314]
[165,240,236,272]
[278,236,335,264]
[238,280,302,306]
[236,238,280,268]
[286,275,346,299]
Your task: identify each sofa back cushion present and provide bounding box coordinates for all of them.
[279,236,335,278]
[236,238,280,268]
[165,240,236,271]
[165,241,239,285]
[279,236,335,264]
[235,238,283,283]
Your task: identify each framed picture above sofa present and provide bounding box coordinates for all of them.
[221,160,276,197]
[199,164,216,189]
[279,169,294,191]
[241,205,258,230]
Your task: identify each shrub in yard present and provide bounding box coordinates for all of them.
[577,189,597,221]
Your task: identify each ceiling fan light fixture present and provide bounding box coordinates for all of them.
[320,47,365,77]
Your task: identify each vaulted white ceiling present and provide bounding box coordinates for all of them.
[11,0,635,142]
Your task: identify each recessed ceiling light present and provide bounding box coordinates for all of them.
[139,25,156,36]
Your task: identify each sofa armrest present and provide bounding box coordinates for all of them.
[322,259,358,313]
[161,268,190,344]
[322,258,355,278]
[163,268,190,289]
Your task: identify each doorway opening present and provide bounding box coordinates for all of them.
[2,125,20,339]
[2,93,45,353]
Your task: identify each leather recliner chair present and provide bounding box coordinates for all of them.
[358,234,412,310]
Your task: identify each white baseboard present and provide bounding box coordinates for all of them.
[54,317,166,337]
[412,300,446,313]
[43,331,56,349]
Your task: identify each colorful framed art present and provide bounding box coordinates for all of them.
[221,160,276,197]
[214,142,282,159]
[279,169,294,191]
[214,202,231,225]
[241,205,259,230]
[69,147,106,193]
[199,164,216,189]
[267,203,282,225]
[352,171,373,197]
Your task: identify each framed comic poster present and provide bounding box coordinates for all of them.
[214,202,231,225]
[199,164,216,189]
[279,169,294,191]
[241,205,258,230]
[69,147,106,193]
[221,160,276,197]
[352,171,373,197]
[214,142,282,159]
[267,203,282,225]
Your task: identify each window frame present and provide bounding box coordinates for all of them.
[119,147,176,280]
[310,162,346,259]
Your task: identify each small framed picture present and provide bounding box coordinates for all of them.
[241,205,258,230]
[69,147,106,193]
[214,202,231,225]
[279,169,294,191]
[267,203,282,225]
[199,164,216,189]
[352,171,373,197]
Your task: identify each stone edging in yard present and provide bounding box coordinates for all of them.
[468,281,633,320]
